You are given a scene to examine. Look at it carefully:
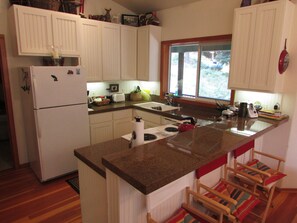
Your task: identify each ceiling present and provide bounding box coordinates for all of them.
[112,0,202,14]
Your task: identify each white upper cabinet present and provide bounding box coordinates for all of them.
[229,0,295,92]
[137,25,161,81]
[81,19,102,82]
[120,25,137,80]
[11,5,81,57]
[52,12,81,56]
[12,5,53,56]
[102,22,121,81]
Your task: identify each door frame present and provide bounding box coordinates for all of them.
[0,34,19,169]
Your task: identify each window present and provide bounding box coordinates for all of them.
[161,35,233,106]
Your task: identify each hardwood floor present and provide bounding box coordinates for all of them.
[0,167,81,223]
[0,167,297,223]
[245,189,297,223]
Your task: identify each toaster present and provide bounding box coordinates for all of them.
[112,93,125,102]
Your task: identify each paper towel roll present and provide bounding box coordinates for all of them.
[131,119,144,148]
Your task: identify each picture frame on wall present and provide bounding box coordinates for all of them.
[121,14,139,27]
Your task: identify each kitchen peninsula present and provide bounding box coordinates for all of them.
[75,104,288,223]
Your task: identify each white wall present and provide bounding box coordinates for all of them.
[87,81,160,96]
[157,0,240,41]
[279,7,297,188]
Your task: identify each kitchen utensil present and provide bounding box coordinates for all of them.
[238,102,248,117]
[247,103,258,118]
[279,39,289,74]
[178,116,196,132]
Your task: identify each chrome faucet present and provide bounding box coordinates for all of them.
[164,93,174,105]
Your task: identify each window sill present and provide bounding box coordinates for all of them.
[172,97,225,108]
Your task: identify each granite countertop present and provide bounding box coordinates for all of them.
[88,100,221,121]
[75,111,288,195]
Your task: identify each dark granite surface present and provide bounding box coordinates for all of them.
[76,107,288,195]
[88,100,221,120]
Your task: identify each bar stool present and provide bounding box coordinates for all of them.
[147,187,222,223]
[232,140,286,223]
[194,154,260,223]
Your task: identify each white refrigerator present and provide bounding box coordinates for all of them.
[20,66,90,182]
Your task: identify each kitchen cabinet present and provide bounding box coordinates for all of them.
[11,5,81,57]
[113,109,133,139]
[89,109,132,144]
[120,25,137,80]
[228,0,295,92]
[137,25,162,81]
[133,109,161,129]
[81,19,103,82]
[89,112,113,144]
[102,22,121,81]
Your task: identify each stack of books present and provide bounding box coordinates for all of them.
[258,109,288,120]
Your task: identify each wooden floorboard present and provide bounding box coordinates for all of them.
[0,167,82,223]
[1,167,297,223]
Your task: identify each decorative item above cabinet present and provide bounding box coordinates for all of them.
[10,5,81,57]
[228,0,295,93]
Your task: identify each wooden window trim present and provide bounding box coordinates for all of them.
[160,34,235,108]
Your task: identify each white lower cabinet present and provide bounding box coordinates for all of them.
[133,109,161,129]
[89,112,113,144]
[113,109,133,139]
[89,109,132,144]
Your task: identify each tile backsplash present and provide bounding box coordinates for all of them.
[87,81,160,97]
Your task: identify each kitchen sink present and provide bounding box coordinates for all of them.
[134,102,179,112]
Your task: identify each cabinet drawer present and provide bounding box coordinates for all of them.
[161,117,180,125]
[134,110,161,124]
[113,109,132,120]
[89,112,112,124]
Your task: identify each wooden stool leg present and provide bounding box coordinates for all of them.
[261,186,276,223]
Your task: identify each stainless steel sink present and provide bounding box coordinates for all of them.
[134,102,179,112]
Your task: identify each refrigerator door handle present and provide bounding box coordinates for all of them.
[32,77,39,109]
[35,115,42,138]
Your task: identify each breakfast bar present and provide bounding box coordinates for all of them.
[75,106,288,223]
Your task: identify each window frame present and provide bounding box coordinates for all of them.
[160,34,235,108]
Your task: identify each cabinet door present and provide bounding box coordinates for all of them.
[102,22,121,81]
[113,117,132,139]
[15,5,53,55]
[144,121,160,129]
[137,26,161,81]
[137,27,149,81]
[120,25,137,80]
[81,20,102,81]
[90,122,113,144]
[228,7,257,90]
[52,12,81,57]
[249,2,283,91]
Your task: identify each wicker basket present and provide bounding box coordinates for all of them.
[130,92,143,101]
[93,98,110,106]
[30,0,61,11]
[10,0,61,11]
[9,0,30,6]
